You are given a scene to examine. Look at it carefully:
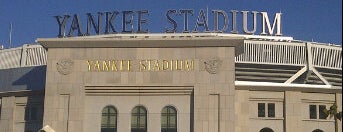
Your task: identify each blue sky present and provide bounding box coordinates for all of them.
[0,0,342,48]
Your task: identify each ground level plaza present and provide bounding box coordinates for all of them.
[0,33,341,132]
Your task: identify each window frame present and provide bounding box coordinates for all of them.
[318,105,326,119]
[101,105,118,132]
[312,129,324,132]
[309,105,317,119]
[258,102,276,118]
[131,106,147,132]
[267,103,275,117]
[259,127,274,132]
[309,104,328,120]
[161,106,177,132]
[258,103,266,117]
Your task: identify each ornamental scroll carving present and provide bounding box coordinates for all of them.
[56,58,74,75]
[204,58,222,74]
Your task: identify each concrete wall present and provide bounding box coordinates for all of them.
[235,89,341,132]
[0,95,44,132]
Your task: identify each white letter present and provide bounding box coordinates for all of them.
[261,12,282,36]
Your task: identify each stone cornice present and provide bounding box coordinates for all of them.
[36,35,244,56]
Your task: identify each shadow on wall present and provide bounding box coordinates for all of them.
[23,95,44,132]
[1,66,47,132]
[12,65,47,91]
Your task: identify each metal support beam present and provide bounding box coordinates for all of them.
[311,68,330,85]
[285,66,307,83]
[20,44,28,67]
[306,42,330,85]
[284,42,332,85]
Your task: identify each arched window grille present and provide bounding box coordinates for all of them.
[101,106,118,132]
[313,129,324,132]
[131,106,147,132]
[259,127,274,132]
[161,106,177,132]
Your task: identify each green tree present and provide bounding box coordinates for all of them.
[323,103,342,132]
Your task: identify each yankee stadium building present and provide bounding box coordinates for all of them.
[0,9,341,132]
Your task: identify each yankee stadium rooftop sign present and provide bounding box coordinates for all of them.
[55,9,282,37]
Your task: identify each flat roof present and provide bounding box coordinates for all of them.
[36,33,294,41]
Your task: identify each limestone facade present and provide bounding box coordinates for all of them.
[0,36,341,132]
[39,37,242,132]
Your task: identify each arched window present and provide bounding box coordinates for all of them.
[260,127,274,132]
[313,129,324,132]
[161,106,177,132]
[131,106,147,132]
[101,106,118,132]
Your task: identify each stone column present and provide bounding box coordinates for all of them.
[0,96,15,132]
[336,93,342,132]
[284,91,302,132]
[234,90,249,132]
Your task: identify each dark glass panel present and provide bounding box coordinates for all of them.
[131,106,147,132]
[258,103,265,117]
[101,106,117,132]
[310,105,317,119]
[319,105,326,119]
[161,106,177,132]
[268,103,275,117]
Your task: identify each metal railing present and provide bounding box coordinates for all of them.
[25,45,47,66]
[1,40,341,70]
[235,40,342,70]
[0,44,47,69]
[0,47,22,69]
[310,43,342,69]
[235,40,307,66]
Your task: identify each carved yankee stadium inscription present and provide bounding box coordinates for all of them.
[86,59,194,72]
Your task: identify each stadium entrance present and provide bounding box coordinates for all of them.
[37,34,244,132]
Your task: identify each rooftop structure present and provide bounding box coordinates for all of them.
[1,34,341,87]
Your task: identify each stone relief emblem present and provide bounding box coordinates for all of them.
[204,58,222,74]
[56,58,74,75]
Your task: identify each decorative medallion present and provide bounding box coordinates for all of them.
[204,58,222,74]
[56,58,74,75]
